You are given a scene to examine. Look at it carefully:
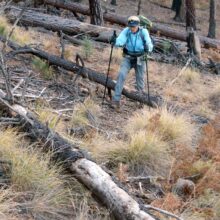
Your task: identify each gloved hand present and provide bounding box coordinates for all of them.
[110,30,117,45]
[110,35,117,45]
[144,45,149,54]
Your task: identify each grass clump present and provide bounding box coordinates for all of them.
[181,68,200,84]
[71,98,101,128]
[32,57,54,80]
[0,128,71,219]
[0,16,10,37]
[82,36,93,60]
[127,106,196,145]
[0,16,31,46]
[107,131,171,176]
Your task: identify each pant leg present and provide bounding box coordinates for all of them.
[113,57,131,102]
[135,59,146,92]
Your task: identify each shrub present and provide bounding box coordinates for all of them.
[82,36,93,60]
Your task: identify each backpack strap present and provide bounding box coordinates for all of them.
[125,27,145,48]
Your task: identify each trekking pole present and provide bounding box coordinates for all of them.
[102,30,117,105]
[145,54,151,108]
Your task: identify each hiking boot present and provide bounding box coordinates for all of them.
[110,100,120,112]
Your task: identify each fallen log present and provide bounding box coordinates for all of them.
[0,90,156,220]
[6,7,188,56]
[1,36,161,106]
[6,7,118,42]
[44,0,220,49]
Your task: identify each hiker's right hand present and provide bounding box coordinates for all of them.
[110,35,117,45]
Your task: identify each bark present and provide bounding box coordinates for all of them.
[185,0,196,30]
[0,91,155,220]
[172,0,185,22]
[186,29,201,60]
[137,0,142,15]
[88,0,104,26]
[208,0,216,38]
[6,7,113,39]
[43,0,220,49]
[1,37,160,107]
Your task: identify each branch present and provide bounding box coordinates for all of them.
[144,205,184,220]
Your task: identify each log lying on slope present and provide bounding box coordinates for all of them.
[6,7,177,50]
[44,0,220,49]
[0,90,155,220]
[1,37,161,106]
[6,7,119,42]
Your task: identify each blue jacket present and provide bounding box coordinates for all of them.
[115,27,153,53]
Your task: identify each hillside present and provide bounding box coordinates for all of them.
[0,0,219,219]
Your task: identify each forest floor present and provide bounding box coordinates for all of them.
[0,0,220,219]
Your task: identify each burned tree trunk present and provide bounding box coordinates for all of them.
[208,0,216,38]
[186,29,201,60]
[185,0,196,30]
[172,0,185,22]
[88,0,104,26]
[137,0,142,15]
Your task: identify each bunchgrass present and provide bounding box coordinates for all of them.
[0,128,71,219]
[71,98,101,128]
[32,57,54,80]
[106,131,171,176]
[126,106,196,145]
[181,68,200,84]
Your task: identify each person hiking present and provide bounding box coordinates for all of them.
[110,15,153,111]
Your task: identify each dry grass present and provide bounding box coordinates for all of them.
[209,81,220,111]
[71,98,101,128]
[0,16,31,46]
[106,130,171,176]
[0,129,111,219]
[0,128,71,219]
[181,68,200,84]
[36,107,66,134]
[126,106,196,145]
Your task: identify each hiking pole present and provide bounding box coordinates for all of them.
[145,54,151,109]
[102,30,117,105]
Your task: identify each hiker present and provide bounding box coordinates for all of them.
[110,16,153,111]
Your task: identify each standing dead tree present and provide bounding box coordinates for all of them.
[185,0,196,30]
[208,0,216,39]
[171,0,186,22]
[137,0,142,15]
[88,0,104,26]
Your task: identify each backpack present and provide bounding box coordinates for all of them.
[138,15,153,30]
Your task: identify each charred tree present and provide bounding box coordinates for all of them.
[111,0,117,6]
[172,0,185,22]
[185,0,196,30]
[208,0,216,38]
[88,0,104,26]
[137,0,142,15]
